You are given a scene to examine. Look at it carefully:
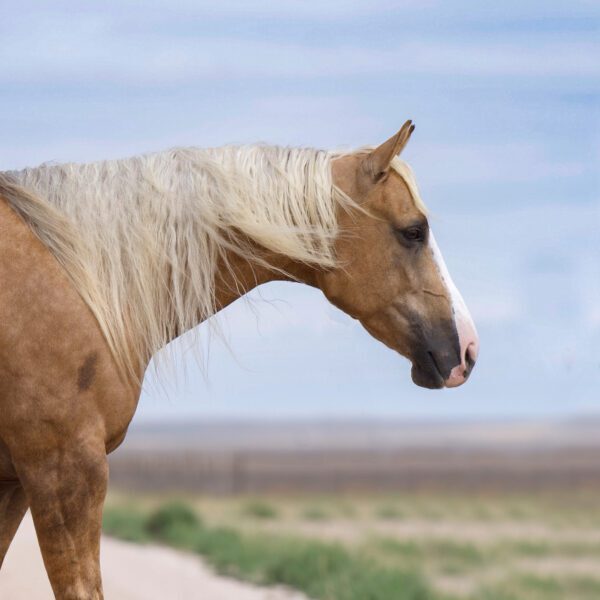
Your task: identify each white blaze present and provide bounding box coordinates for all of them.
[429,231,478,362]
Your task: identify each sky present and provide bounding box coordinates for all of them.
[1,1,598,421]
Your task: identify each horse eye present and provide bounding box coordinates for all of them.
[401,226,425,243]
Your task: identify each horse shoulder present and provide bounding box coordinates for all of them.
[0,197,139,459]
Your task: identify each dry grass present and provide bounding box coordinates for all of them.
[105,489,600,599]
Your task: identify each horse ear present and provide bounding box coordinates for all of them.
[363,120,415,181]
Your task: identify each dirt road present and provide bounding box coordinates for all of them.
[0,513,307,600]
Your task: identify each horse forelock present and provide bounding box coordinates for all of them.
[389,158,428,217]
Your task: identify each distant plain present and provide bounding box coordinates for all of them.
[105,419,600,599]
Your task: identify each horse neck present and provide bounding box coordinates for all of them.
[212,245,319,313]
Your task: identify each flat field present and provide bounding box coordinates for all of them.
[104,489,600,600]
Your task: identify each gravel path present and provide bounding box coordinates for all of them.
[0,513,308,600]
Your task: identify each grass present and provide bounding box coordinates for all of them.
[103,501,432,600]
[102,506,150,544]
[145,501,201,538]
[240,499,279,520]
[375,503,404,520]
[300,506,331,521]
[103,491,600,600]
[478,574,600,600]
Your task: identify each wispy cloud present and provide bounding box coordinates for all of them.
[2,14,598,85]
[413,141,587,185]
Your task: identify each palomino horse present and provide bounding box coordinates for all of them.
[0,121,478,598]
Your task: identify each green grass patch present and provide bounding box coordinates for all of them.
[103,502,434,600]
[102,506,150,543]
[478,574,600,600]
[375,504,404,520]
[240,499,279,520]
[102,491,600,600]
[300,506,331,521]
[146,501,202,538]
[376,538,483,565]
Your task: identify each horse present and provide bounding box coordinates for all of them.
[0,120,478,599]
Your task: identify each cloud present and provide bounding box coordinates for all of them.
[10,0,429,21]
[469,295,524,324]
[12,0,599,24]
[411,141,587,185]
[1,13,598,86]
[209,284,349,340]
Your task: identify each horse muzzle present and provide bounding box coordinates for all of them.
[410,320,479,390]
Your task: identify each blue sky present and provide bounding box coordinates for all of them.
[1,1,598,420]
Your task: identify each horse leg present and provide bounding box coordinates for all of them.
[16,440,108,600]
[0,482,28,567]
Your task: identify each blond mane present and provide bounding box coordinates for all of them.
[0,145,423,379]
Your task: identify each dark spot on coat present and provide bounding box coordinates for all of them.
[77,352,98,392]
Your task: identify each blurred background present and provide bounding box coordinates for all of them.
[1,2,599,599]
